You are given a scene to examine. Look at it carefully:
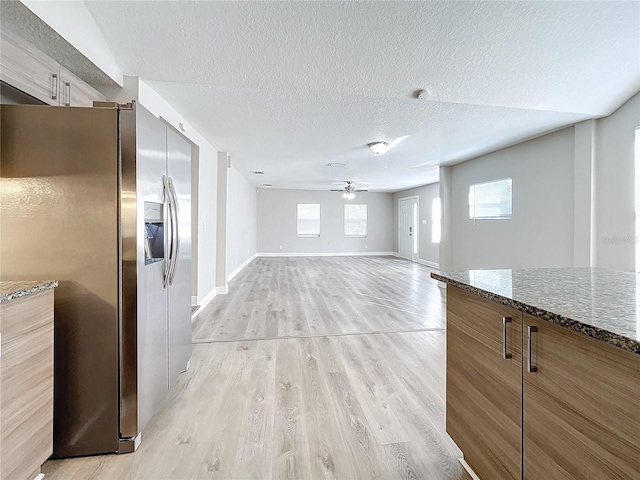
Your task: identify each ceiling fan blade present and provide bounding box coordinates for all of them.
[330,189,344,192]
[355,189,368,192]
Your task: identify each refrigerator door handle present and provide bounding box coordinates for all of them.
[162,175,173,289]
[167,176,180,285]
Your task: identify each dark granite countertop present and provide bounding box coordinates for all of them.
[431,268,639,355]
[0,280,58,303]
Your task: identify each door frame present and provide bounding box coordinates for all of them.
[398,195,419,262]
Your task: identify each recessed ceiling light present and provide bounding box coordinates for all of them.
[251,171,265,175]
[328,163,346,167]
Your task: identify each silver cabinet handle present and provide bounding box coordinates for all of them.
[502,316,512,359]
[51,73,58,100]
[64,82,71,106]
[527,325,538,373]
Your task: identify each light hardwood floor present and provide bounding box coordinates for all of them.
[43,257,470,480]
[193,256,446,343]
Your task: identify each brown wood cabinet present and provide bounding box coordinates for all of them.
[446,286,522,480]
[0,290,55,480]
[523,314,640,480]
[1,31,105,107]
[446,286,640,480]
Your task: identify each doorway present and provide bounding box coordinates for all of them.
[398,196,419,262]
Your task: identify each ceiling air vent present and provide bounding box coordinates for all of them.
[263,184,272,187]
[251,171,265,175]
[327,163,346,167]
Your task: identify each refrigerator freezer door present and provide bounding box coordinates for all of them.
[0,105,120,457]
[120,105,169,440]
[166,127,192,389]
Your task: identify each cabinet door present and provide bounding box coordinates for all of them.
[59,67,106,107]
[0,31,60,105]
[446,286,522,480]
[523,314,640,479]
[0,290,54,480]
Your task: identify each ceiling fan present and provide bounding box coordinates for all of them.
[331,181,368,199]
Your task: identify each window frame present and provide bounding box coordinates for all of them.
[344,203,368,238]
[296,203,321,238]
[468,177,513,220]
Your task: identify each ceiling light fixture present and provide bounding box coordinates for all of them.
[368,141,388,155]
[368,135,409,155]
[336,181,363,199]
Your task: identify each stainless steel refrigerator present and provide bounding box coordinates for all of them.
[0,101,192,457]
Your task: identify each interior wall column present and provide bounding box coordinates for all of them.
[573,120,596,267]
[439,165,453,272]
[215,151,229,293]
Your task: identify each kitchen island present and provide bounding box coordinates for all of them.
[432,268,639,480]
[1,280,57,480]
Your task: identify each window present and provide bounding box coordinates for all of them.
[344,204,367,237]
[432,197,441,243]
[469,178,512,220]
[297,204,320,237]
[634,127,640,272]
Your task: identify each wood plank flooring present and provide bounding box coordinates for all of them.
[192,256,446,343]
[42,256,469,480]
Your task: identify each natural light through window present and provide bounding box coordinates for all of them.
[297,204,320,237]
[432,197,441,244]
[413,203,418,254]
[469,178,512,220]
[634,127,640,338]
[635,128,640,273]
[344,204,367,237]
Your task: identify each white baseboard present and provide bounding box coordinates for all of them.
[190,287,218,322]
[216,285,229,295]
[417,258,439,269]
[227,253,257,283]
[256,251,395,257]
[191,295,198,307]
[34,474,45,480]
[459,458,481,480]
[392,252,439,269]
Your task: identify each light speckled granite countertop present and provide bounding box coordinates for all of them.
[0,280,58,303]
[431,268,639,355]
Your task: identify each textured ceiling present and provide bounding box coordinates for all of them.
[84,1,639,192]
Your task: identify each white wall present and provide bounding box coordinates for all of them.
[594,93,640,271]
[226,165,257,279]
[449,127,576,270]
[439,92,640,273]
[392,182,440,267]
[257,189,394,255]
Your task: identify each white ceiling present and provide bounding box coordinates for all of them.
[84,1,640,192]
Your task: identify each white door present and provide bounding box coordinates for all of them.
[398,197,419,261]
